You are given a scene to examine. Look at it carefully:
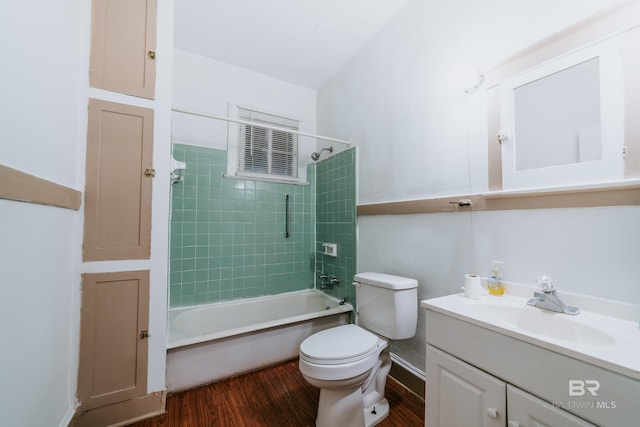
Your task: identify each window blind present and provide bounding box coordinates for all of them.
[237,107,299,179]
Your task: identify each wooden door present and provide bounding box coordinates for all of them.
[90,0,157,98]
[78,270,150,410]
[426,345,506,427]
[83,98,153,261]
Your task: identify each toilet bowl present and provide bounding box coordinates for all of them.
[299,324,390,427]
[299,272,418,427]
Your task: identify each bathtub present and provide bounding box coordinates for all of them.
[166,289,353,392]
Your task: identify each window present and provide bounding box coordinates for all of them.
[235,106,299,181]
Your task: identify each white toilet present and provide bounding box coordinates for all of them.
[299,272,418,427]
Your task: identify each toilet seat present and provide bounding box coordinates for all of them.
[300,324,380,365]
[299,325,386,381]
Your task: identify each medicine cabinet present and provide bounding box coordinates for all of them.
[499,36,624,190]
[484,2,640,193]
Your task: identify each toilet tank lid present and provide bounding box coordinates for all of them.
[354,272,418,290]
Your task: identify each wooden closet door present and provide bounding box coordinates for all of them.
[90,0,157,99]
[83,99,153,261]
[78,270,150,410]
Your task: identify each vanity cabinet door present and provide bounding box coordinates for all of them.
[507,385,597,427]
[426,345,506,427]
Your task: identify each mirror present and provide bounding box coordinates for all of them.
[514,57,601,171]
[498,36,625,190]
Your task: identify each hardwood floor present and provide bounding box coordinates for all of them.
[128,359,424,427]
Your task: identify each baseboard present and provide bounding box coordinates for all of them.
[59,405,77,427]
[389,355,425,400]
[71,391,166,427]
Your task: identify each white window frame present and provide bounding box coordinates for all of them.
[227,104,302,183]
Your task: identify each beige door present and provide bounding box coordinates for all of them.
[90,0,157,99]
[78,270,150,410]
[83,98,153,261]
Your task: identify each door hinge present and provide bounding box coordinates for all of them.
[140,330,150,340]
[144,168,156,178]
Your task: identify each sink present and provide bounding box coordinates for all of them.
[466,304,616,346]
[422,288,640,385]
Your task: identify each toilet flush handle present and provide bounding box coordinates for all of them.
[352,282,361,288]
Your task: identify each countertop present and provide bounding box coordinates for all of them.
[422,289,640,380]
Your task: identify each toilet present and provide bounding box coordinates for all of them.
[299,272,418,427]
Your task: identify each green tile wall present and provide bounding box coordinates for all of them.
[169,144,316,307]
[316,148,357,303]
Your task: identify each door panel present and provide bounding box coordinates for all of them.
[84,99,153,261]
[78,270,150,410]
[426,345,506,427]
[90,0,157,98]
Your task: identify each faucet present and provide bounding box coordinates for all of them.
[527,275,580,315]
[319,273,340,290]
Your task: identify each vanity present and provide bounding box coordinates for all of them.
[421,286,640,427]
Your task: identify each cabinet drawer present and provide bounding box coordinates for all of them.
[507,385,597,427]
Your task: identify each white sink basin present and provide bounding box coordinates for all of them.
[466,304,616,345]
[421,290,640,380]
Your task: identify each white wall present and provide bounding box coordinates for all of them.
[318,0,632,371]
[0,1,87,190]
[0,203,79,427]
[358,213,474,368]
[172,49,318,178]
[0,0,89,425]
[471,206,640,302]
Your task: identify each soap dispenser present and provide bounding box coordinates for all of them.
[487,260,504,296]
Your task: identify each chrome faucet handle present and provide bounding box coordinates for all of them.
[528,276,580,316]
[537,274,556,293]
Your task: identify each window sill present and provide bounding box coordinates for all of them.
[223,173,309,186]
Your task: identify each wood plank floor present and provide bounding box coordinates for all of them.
[128,359,424,427]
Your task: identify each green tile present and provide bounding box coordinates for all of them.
[183,234,196,246]
[182,247,195,259]
[168,144,352,308]
[183,259,196,271]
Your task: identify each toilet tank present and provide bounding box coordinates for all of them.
[353,272,418,340]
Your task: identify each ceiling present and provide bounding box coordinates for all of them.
[173,0,414,89]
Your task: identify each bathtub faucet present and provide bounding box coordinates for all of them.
[319,273,340,290]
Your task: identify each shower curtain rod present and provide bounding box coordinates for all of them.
[172,107,351,145]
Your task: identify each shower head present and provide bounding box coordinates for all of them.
[311,146,333,161]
